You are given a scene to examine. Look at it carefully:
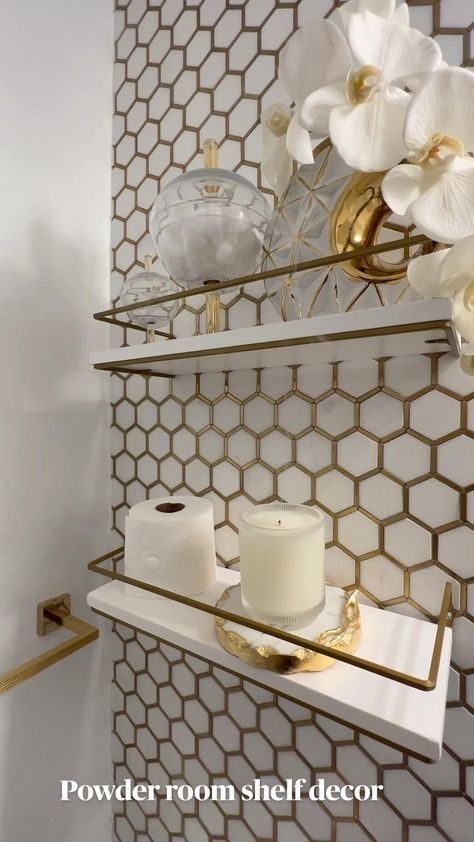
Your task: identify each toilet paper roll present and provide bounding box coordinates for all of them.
[124,496,216,599]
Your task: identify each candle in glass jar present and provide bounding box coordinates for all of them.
[239,503,326,630]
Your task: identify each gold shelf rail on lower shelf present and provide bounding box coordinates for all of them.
[89,548,452,692]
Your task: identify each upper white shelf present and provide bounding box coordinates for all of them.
[91,299,460,377]
[88,569,451,762]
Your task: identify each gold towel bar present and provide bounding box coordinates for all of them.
[0,593,99,695]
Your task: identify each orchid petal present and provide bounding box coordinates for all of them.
[382,163,425,215]
[392,3,409,26]
[407,249,451,298]
[299,82,348,134]
[348,13,441,84]
[286,115,314,165]
[439,235,474,293]
[338,0,395,30]
[405,60,450,94]
[409,156,474,244]
[261,102,292,138]
[404,67,474,153]
[279,20,352,104]
[329,88,409,171]
[261,127,293,196]
[453,286,474,342]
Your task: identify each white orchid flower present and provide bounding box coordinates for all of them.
[408,236,474,298]
[407,235,474,343]
[261,20,352,194]
[382,68,474,243]
[278,19,353,115]
[299,11,442,172]
[338,0,409,31]
[261,103,311,196]
[340,0,445,93]
[261,103,315,196]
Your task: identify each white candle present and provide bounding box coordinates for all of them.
[239,503,326,630]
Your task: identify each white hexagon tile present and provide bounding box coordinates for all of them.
[109,2,474,841]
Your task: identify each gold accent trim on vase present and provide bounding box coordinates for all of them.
[330,168,440,283]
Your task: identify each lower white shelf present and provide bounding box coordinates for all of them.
[88,568,452,762]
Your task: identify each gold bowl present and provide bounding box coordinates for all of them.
[215,584,360,675]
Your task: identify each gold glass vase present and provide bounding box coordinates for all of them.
[263,141,439,321]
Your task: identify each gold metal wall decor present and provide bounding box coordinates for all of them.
[0,593,98,695]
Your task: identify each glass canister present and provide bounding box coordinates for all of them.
[150,168,272,291]
[239,503,326,630]
[118,263,180,332]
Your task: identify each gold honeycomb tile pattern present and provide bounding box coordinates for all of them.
[110,2,474,840]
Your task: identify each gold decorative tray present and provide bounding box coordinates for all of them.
[215,584,360,675]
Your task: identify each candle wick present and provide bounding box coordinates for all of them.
[278,520,281,525]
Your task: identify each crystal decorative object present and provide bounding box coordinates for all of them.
[262,142,436,321]
[118,270,180,329]
[150,168,271,293]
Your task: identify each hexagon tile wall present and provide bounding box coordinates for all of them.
[110,2,474,840]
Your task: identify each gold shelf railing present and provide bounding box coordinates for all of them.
[94,234,430,333]
[89,548,452,692]
[0,594,98,695]
[92,317,455,379]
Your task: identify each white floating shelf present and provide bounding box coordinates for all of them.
[88,569,452,761]
[91,300,459,377]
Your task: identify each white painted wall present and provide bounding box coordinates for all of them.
[0,1,114,840]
